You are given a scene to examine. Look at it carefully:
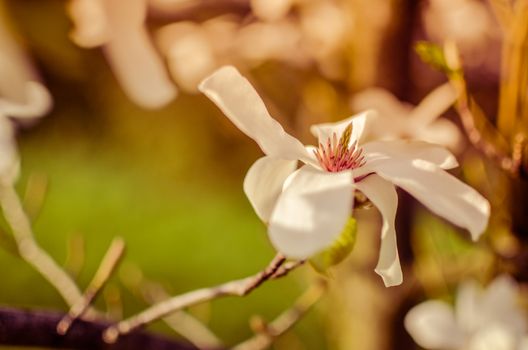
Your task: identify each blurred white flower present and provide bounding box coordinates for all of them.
[251,0,296,22]
[0,15,52,183]
[68,0,177,108]
[424,0,494,51]
[299,0,347,59]
[351,83,463,151]
[405,275,528,350]
[156,17,237,93]
[200,66,490,287]
[423,0,499,70]
[233,20,306,67]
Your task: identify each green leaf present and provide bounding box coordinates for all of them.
[414,41,451,73]
[310,217,357,273]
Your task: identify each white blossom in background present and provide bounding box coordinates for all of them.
[351,83,463,151]
[0,15,52,183]
[249,0,350,79]
[233,20,306,67]
[424,0,495,51]
[405,275,528,350]
[250,0,296,22]
[156,17,238,93]
[68,0,177,108]
[199,66,490,287]
[423,0,500,71]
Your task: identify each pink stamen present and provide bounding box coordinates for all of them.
[314,123,365,172]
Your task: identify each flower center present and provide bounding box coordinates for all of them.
[313,123,365,172]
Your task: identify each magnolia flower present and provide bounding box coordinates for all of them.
[351,83,463,151]
[68,0,177,108]
[405,275,528,350]
[0,16,52,183]
[199,66,490,287]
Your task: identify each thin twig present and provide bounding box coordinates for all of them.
[64,233,86,279]
[0,182,88,311]
[232,280,327,350]
[103,254,289,343]
[443,42,522,175]
[22,172,48,221]
[143,282,224,350]
[119,263,223,349]
[57,237,126,335]
[270,260,305,279]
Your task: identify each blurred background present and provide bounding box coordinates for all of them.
[0,0,525,349]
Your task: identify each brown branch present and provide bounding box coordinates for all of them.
[232,280,326,350]
[139,279,224,349]
[456,96,519,174]
[0,182,93,314]
[443,42,524,176]
[270,260,305,279]
[103,254,291,343]
[57,237,126,335]
[0,306,203,350]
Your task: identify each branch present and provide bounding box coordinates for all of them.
[443,42,525,176]
[103,254,294,343]
[232,280,326,350]
[0,182,91,313]
[136,277,224,349]
[0,307,202,350]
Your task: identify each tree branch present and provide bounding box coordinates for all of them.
[0,183,93,314]
[0,306,202,350]
[232,279,326,350]
[58,237,126,335]
[103,254,292,343]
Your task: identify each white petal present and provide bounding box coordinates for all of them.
[455,280,482,334]
[481,276,526,334]
[409,82,457,128]
[366,158,490,240]
[405,301,465,349]
[351,88,411,120]
[199,66,309,161]
[156,22,217,93]
[102,0,177,109]
[350,88,411,139]
[243,156,297,223]
[359,140,459,172]
[104,35,177,108]
[268,165,353,259]
[468,325,517,350]
[68,0,110,47]
[354,174,402,287]
[0,81,52,119]
[419,118,464,151]
[519,336,528,350]
[309,110,375,146]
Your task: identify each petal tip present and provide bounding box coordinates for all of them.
[375,267,403,287]
[198,65,238,92]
